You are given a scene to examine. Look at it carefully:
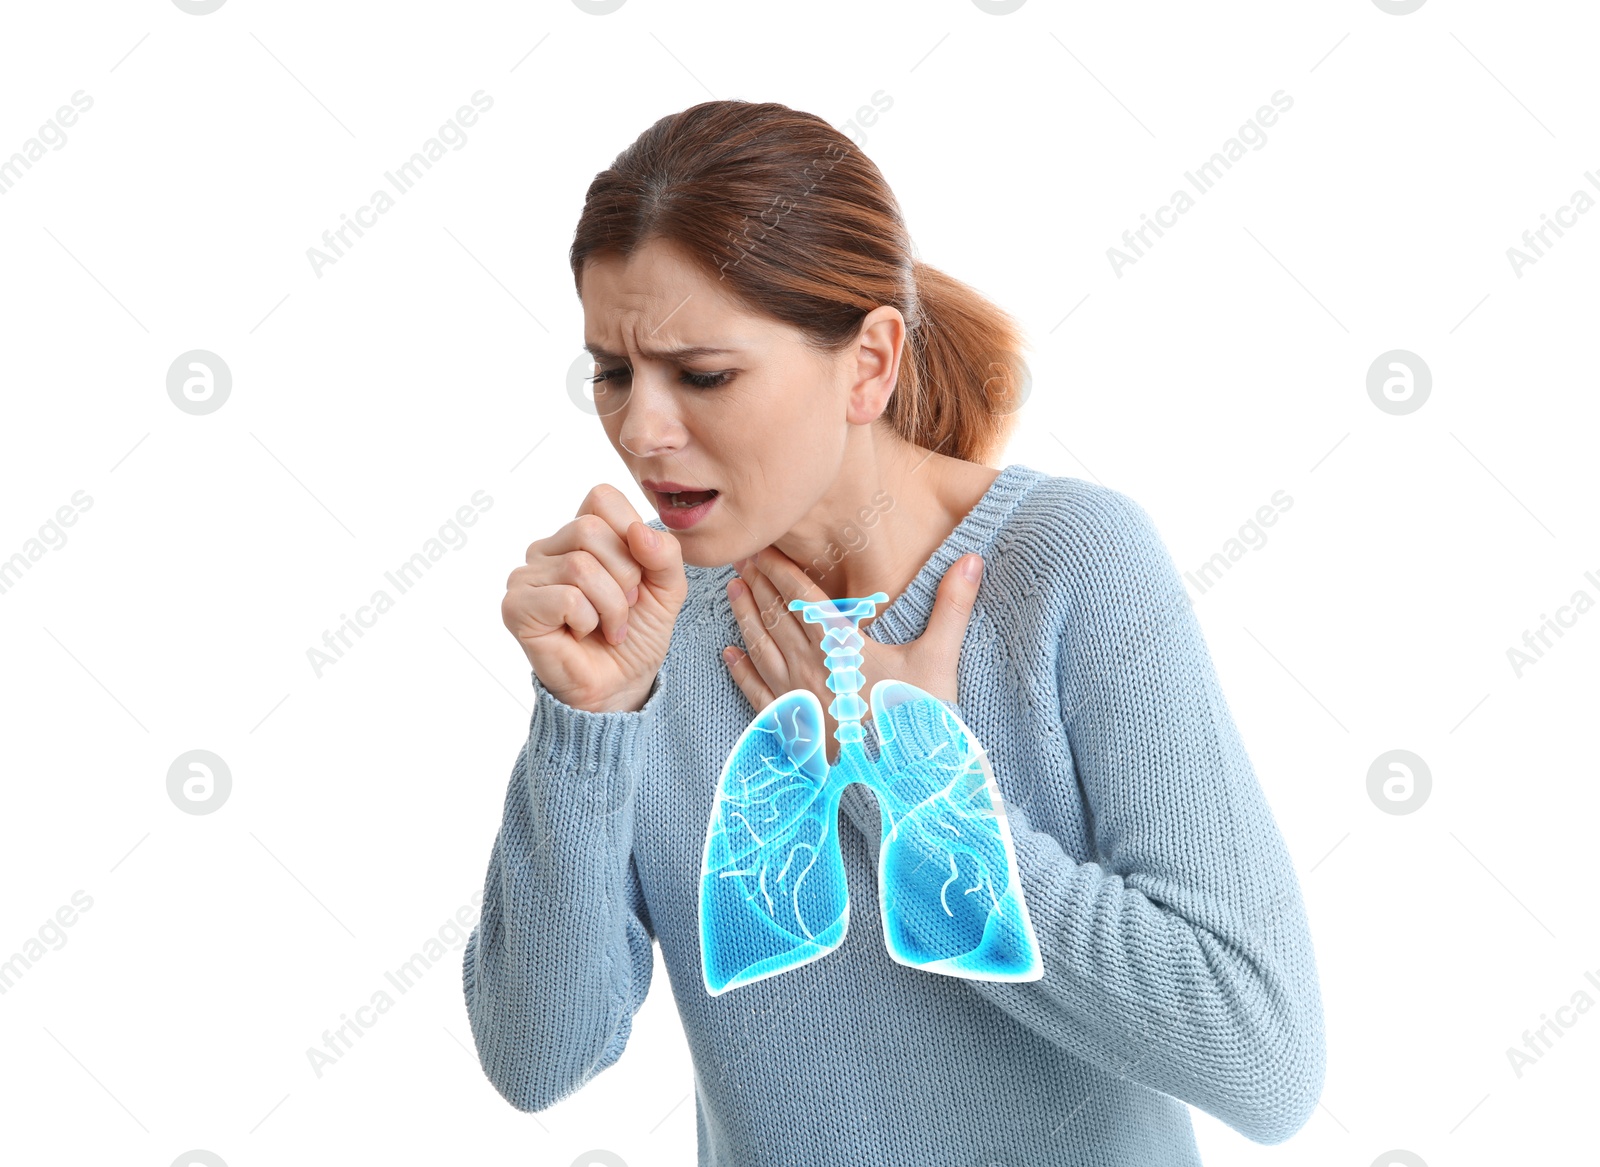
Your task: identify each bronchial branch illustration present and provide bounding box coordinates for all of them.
[699,592,1044,995]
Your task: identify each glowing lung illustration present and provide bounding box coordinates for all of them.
[699,592,1044,995]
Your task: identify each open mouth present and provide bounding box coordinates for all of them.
[658,488,719,509]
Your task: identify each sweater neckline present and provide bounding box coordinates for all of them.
[863,461,1043,645]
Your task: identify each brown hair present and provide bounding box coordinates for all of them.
[568,100,1030,467]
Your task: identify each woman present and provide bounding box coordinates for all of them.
[464,99,1325,1165]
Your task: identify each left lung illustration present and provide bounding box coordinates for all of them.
[699,592,1044,995]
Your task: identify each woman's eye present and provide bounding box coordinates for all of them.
[587,367,732,391]
[681,370,733,389]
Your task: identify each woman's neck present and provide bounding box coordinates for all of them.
[770,427,1000,604]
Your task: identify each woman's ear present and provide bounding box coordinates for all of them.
[844,305,906,424]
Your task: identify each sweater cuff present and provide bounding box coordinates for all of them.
[525,668,668,802]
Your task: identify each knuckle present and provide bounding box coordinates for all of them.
[565,549,605,585]
[751,640,783,674]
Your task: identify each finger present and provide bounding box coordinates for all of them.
[626,519,687,607]
[920,554,983,662]
[538,484,679,608]
[523,582,601,641]
[577,482,647,541]
[737,560,817,665]
[746,547,830,646]
[721,645,775,712]
[575,481,677,602]
[732,560,819,688]
[518,531,636,640]
[726,575,790,695]
[537,510,643,603]
[505,553,624,637]
[735,560,787,634]
[556,549,632,644]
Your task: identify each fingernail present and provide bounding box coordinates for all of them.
[727,578,746,599]
[641,525,659,549]
[615,622,629,643]
[722,647,738,665]
[962,555,983,582]
[625,585,639,606]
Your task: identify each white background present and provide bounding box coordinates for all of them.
[1,1,1595,1165]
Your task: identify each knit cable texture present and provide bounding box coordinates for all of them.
[463,463,1327,1167]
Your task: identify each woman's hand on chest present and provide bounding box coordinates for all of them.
[719,544,985,760]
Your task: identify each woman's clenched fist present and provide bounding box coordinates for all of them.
[502,484,688,713]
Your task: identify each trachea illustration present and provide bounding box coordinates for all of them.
[699,592,1044,995]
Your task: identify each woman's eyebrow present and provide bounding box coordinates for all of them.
[583,342,738,362]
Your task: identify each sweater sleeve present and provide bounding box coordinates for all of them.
[462,665,669,1112]
[962,486,1327,1146]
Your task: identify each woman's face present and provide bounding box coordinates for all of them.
[580,238,877,568]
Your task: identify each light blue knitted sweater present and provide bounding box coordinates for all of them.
[463,463,1326,1166]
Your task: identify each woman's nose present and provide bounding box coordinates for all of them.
[615,380,684,455]
[614,405,678,454]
